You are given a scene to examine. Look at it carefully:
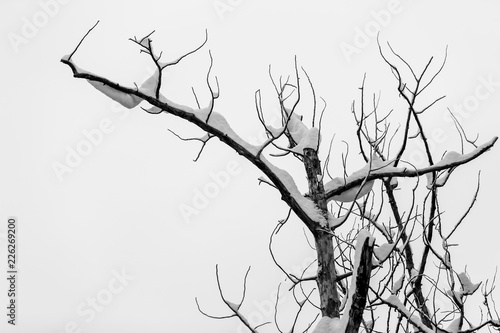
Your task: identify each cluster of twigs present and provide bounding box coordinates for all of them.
[61,23,499,333]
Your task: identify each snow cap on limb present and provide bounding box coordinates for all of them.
[374,242,396,263]
[139,68,160,96]
[392,274,405,295]
[262,156,328,226]
[312,316,332,333]
[285,109,308,144]
[457,272,481,296]
[291,127,321,154]
[87,80,142,109]
[325,154,385,203]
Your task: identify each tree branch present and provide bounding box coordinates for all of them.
[324,136,497,201]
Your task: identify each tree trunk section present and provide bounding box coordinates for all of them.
[345,237,374,333]
[315,233,341,317]
[303,148,341,318]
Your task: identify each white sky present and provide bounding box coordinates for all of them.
[1,1,499,332]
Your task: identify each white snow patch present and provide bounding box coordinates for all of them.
[447,289,463,303]
[258,175,270,184]
[410,268,419,280]
[458,272,481,296]
[312,316,342,333]
[226,301,239,312]
[326,177,374,202]
[64,57,143,109]
[140,38,149,48]
[325,155,407,202]
[140,92,196,116]
[312,316,333,333]
[262,157,327,226]
[139,68,160,96]
[426,170,453,189]
[446,318,461,333]
[285,110,308,144]
[87,80,142,109]
[425,172,434,190]
[328,213,349,229]
[140,94,262,158]
[144,106,163,114]
[435,151,463,167]
[329,318,342,331]
[266,124,284,138]
[158,93,195,113]
[62,59,98,76]
[433,139,497,168]
[385,295,434,333]
[325,154,387,202]
[61,54,71,62]
[291,127,320,154]
[392,274,405,295]
[374,242,394,262]
[436,170,452,187]
[194,109,260,156]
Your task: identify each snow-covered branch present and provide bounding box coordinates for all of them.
[324,137,497,202]
[61,24,330,232]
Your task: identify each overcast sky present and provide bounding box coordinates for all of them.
[1,1,500,332]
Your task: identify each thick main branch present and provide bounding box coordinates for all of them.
[61,57,322,234]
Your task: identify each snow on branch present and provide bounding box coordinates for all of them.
[446,272,482,303]
[325,154,388,203]
[290,127,321,155]
[381,295,435,333]
[87,80,143,108]
[61,23,330,231]
[324,137,497,202]
[262,156,328,227]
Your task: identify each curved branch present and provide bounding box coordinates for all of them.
[324,136,497,201]
[195,265,264,333]
[61,33,323,233]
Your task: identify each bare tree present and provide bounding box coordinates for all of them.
[61,22,499,333]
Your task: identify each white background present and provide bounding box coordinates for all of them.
[1,0,499,332]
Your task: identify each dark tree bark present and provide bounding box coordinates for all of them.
[303,148,342,318]
[345,237,374,333]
